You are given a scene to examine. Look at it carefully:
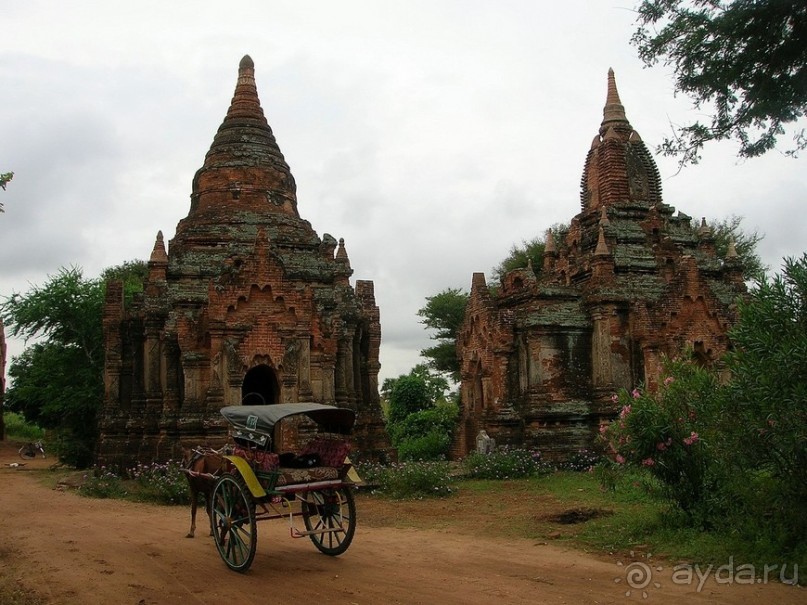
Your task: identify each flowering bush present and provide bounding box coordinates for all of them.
[462,447,545,480]
[129,460,191,505]
[78,467,126,499]
[77,460,190,505]
[554,449,603,473]
[598,358,721,519]
[357,460,454,499]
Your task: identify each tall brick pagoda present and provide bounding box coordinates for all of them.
[98,56,391,466]
[455,70,746,459]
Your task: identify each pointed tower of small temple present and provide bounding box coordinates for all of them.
[99,56,391,466]
[455,70,747,459]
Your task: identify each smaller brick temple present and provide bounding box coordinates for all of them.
[98,56,391,466]
[454,70,746,459]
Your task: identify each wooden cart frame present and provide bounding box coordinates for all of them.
[209,403,359,572]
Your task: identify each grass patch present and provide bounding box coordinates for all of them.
[360,466,804,578]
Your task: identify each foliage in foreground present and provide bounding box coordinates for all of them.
[600,359,721,521]
[599,254,807,560]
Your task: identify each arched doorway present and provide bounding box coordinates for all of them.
[241,364,279,405]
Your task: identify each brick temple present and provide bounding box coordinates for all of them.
[98,56,391,467]
[455,70,746,459]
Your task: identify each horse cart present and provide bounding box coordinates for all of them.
[194,403,359,572]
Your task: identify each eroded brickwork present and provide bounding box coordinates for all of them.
[456,70,745,459]
[98,56,392,467]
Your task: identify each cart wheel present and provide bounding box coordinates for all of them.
[210,473,257,572]
[301,486,356,556]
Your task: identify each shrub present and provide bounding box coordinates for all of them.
[129,460,190,505]
[462,447,542,480]
[721,254,807,542]
[78,467,126,499]
[386,375,433,424]
[358,460,454,499]
[390,402,459,461]
[554,449,602,472]
[598,358,724,522]
[396,429,451,461]
[2,412,45,441]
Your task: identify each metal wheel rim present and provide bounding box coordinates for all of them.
[302,487,355,555]
[211,474,257,572]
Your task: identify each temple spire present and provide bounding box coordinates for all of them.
[225,55,263,122]
[601,68,629,132]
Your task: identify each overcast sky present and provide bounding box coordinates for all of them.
[1,1,805,386]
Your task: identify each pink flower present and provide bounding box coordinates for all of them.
[664,376,674,386]
[615,454,626,465]
[599,423,608,434]
[611,394,619,404]
[619,405,632,419]
[631,388,641,399]
[641,457,655,467]
[656,441,667,451]
[683,431,699,446]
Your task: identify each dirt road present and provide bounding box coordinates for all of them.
[0,441,801,605]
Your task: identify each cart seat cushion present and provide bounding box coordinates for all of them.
[232,446,279,472]
[275,465,340,486]
[299,438,352,468]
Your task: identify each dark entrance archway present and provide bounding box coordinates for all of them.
[241,365,279,405]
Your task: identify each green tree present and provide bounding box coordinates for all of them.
[710,215,766,280]
[2,267,104,466]
[382,363,450,408]
[101,259,148,305]
[2,262,146,467]
[490,223,569,283]
[417,288,469,381]
[383,365,458,461]
[387,374,433,425]
[491,236,545,283]
[633,0,807,166]
[723,253,807,538]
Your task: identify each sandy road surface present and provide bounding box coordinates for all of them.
[0,442,801,605]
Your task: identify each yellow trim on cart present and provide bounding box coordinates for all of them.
[345,456,362,484]
[223,455,267,498]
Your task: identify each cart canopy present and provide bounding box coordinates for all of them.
[220,403,356,444]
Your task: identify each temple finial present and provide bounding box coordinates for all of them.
[239,55,254,70]
[602,68,628,129]
[149,230,168,263]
